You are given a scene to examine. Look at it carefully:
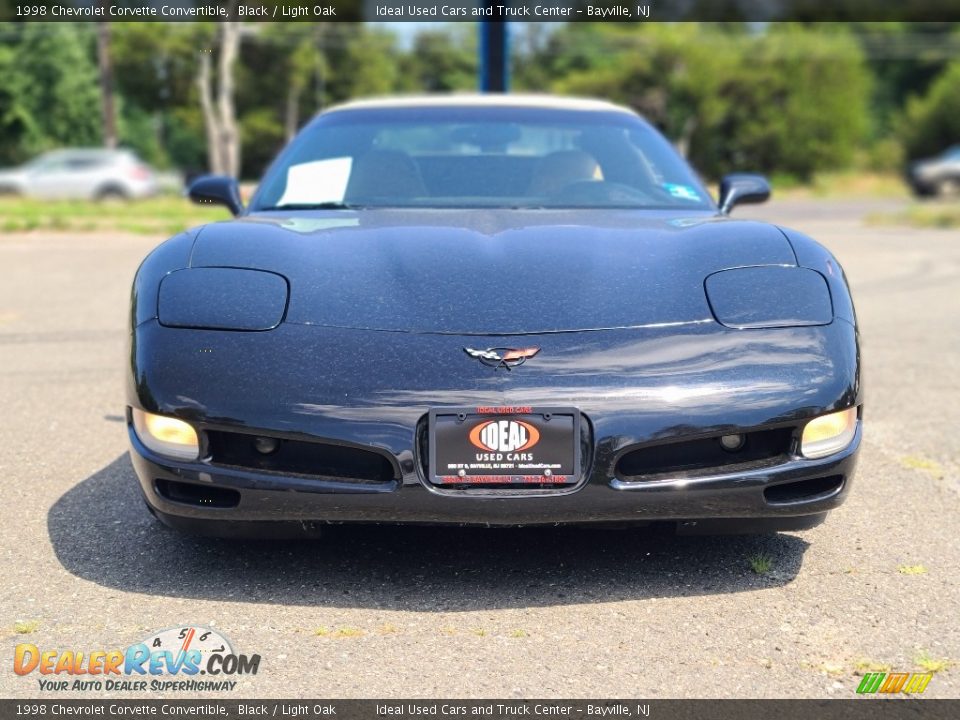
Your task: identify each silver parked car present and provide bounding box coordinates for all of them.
[0,148,159,200]
[908,145,960,197]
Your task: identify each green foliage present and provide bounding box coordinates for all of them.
[326,27,401,100]
[400,28,477,92]
[717,26,870,180]
[550,24,871,180]
[0,24,102,164]
[848,22,953,137]
[514,24,618,91]
[0,196,228,235]
[899,60,960,160]
[118,102,164,167]
[240,107,287,179]
[0,21,953,185]
[110,23,213,115]
[860,137,905,173]
[109,23,215,170]
[164,106,208,174]
[0,43,25,166]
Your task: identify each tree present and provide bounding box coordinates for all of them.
[0,24,101,163]
[549,24,871,180]
[899,60,960,160]
[198,21,242,176]
[109,23,212,170]
[400,27,477,92]
[96,21,118,149]
[706,26,871,179]
[324,26,402,100]
[251,24,327,142]
[845,22,954,136]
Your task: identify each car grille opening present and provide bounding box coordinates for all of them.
[615,427,794,481]
[155,479,240,508]
[205,430,397,483]
[764,475,844,504]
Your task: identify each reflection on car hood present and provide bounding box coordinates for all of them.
[190,209,796,335]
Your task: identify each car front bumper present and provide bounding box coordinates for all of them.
[129,417,860,535]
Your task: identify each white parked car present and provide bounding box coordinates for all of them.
[0,148,159,200]
[908,145,960,197]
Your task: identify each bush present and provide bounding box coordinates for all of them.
[860,137,905,173]
[554,25,871,181]
[0,24,101,163]
[899,61,960,161]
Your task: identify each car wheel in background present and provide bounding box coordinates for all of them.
[95,185,129,202]
[935,177,960,196]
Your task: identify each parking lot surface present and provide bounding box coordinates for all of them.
[0,198,957,698]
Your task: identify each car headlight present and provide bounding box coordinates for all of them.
[705,266,833,329]
[800,407,857,459]
[131,408,199,461]
[158,267,288,331]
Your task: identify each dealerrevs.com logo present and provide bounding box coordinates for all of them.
[13,625,260,692]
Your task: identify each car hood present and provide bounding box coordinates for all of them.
[189,209,796,335]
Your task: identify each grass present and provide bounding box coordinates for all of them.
[1,175,945,234]
[748,553,774,575]
[314,625,365,638]
[899,455,945,479]
[818,661,846,676]
[867,203,960,230]
[13,620,39,634]
[915,651,953,673]
[508,629,528,638]
[898,565,928,575]
[0,195,230,235]
[334,627,364,638]
[854,659,892,673]
[772,171,908,200]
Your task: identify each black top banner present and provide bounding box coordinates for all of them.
[0,700,956,720]
[2,0,960,22]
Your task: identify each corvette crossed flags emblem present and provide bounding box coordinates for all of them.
[462,346,541,370]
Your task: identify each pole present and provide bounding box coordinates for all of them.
[480,13,509,93]
[96,18,117,149]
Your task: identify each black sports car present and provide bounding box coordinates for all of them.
[127,95,861,537]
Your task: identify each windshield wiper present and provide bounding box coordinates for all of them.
[258,202,362,211]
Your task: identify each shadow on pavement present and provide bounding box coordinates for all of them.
[49,455,811,610]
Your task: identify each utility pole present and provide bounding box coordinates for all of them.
[96,17,117,149]
[480,12,509,93]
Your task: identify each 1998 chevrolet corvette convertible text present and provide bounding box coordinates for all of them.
[127,95,861,537]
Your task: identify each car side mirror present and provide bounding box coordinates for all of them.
[188,175,243,216]
[718,173,771,215]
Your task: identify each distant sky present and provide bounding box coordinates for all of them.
[370,22,455,49]
[372,21,554,51]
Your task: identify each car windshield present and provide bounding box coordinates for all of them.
[252,105,714,211]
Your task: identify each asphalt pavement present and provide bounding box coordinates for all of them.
[0,198,957,699]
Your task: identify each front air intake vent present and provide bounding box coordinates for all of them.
[764,475,844,504]
[615,428,794,481]
[155,479,240,508]
[205,431,397,484]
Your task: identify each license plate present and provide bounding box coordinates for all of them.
[428,406,580,486]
